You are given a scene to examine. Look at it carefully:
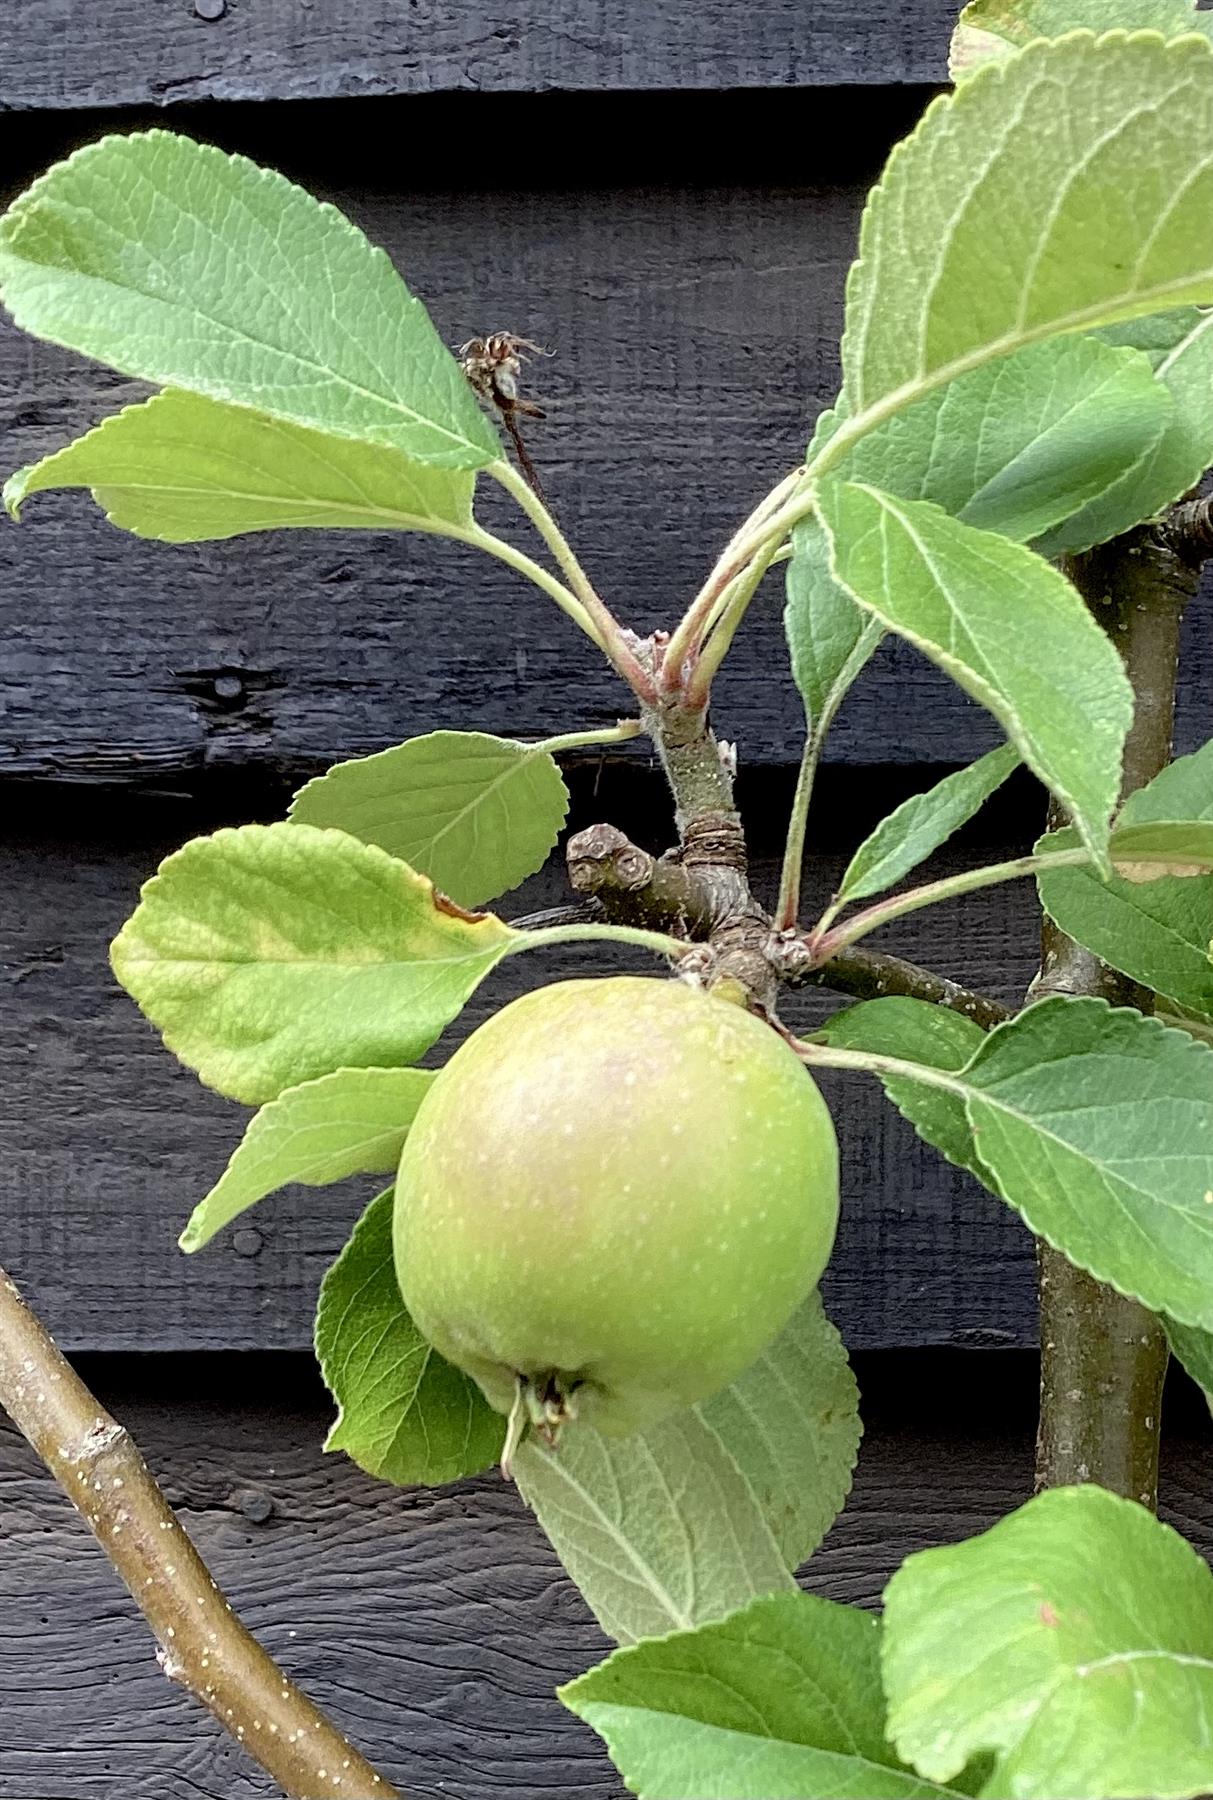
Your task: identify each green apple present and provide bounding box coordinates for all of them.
[393,975,839,1440]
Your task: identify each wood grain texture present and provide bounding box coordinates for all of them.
[0,1351,1206,1798]
[3,167,1207,783]
[0,770,1045,1355]
[1,2,956,111]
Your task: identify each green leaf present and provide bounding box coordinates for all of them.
[290,731,570,910]
[818,483,1133,872]
[110,822,516,1104]
[4,389,477,542]
[883,1484,1213,1799]
[562,1590,972,1800]
[836,336,1174,546]
[316,1187,504,1486]
[836,36,1213,445]
[696,1293,861,1571]
[180,1065,434,1252]
[513,1415,794,1646]
[871,997,1213,1333]
[838,744,1020,907]
[952,1,1213,82]
[0,130,500,470]
[1165,1315,1213,1412]
[785,516,883,734]
[1040,309,1213,555]
[816,997,988,1174]
[1037,739,1213,1018]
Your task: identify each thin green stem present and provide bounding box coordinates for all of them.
[507,920,689,962]
[794,1035,971,1095]
[775,730,826,931]
[465,523,604,644]
[774,617,881,933]
[808,847,1093,961]
[686,533,784,706]
[490,458,602,610]
[489,460,655,699]
[664,469,808,681]
[533,720,643,754]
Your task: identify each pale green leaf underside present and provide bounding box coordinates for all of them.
[785,334,1167,736]
[4,389,477,542]
[110,821,516,1105]
[181,1065,435,1252]
[696,1293,861,1570]
[852,995,1213,1334]
[1037,738,1213,1019]
[883,1485,1213,1799]
[315,1187,504,1487]
[839,743,1020,906]
[290,730,570,910]
[838,35,1213,447]
[818,482,1132,871]
[513,1414,793,1646]
[562,1591,972,1800]
[952,2,1213,82]
[1040,308,1213,555]
[832,335,1174,546]
[0,130,500,470]
[785,515,883,734]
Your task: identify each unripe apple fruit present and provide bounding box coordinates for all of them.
[393,975,839,1440]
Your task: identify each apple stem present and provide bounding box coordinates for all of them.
[501,1381,529,1480]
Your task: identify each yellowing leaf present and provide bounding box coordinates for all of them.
[5,389,476,542]
[111,822,516,1103]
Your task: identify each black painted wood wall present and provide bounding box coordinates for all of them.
[0,7,1210,1796]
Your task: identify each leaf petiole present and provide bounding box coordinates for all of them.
[489,459,656,700]
[507,920,689,963]
[795,1034,970,1095]
[663,469,810,683]
[532,720,643,755]
[465,522,605,643]
[807,821,1213,963]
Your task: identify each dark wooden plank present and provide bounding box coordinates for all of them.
[4,170,1206,783]
[2,2,955,111]
[0,1351,1206,1798]
[0,772,1045,1354]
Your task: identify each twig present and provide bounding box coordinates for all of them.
[491,459,656,702]
[784,942,1011,1033]
[565,818,1010,1030]
[1033,522,1204,1509]
[0,1262,399,1800]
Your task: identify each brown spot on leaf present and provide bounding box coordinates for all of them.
[431,889,489,924]
[1113,860,1208,883]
